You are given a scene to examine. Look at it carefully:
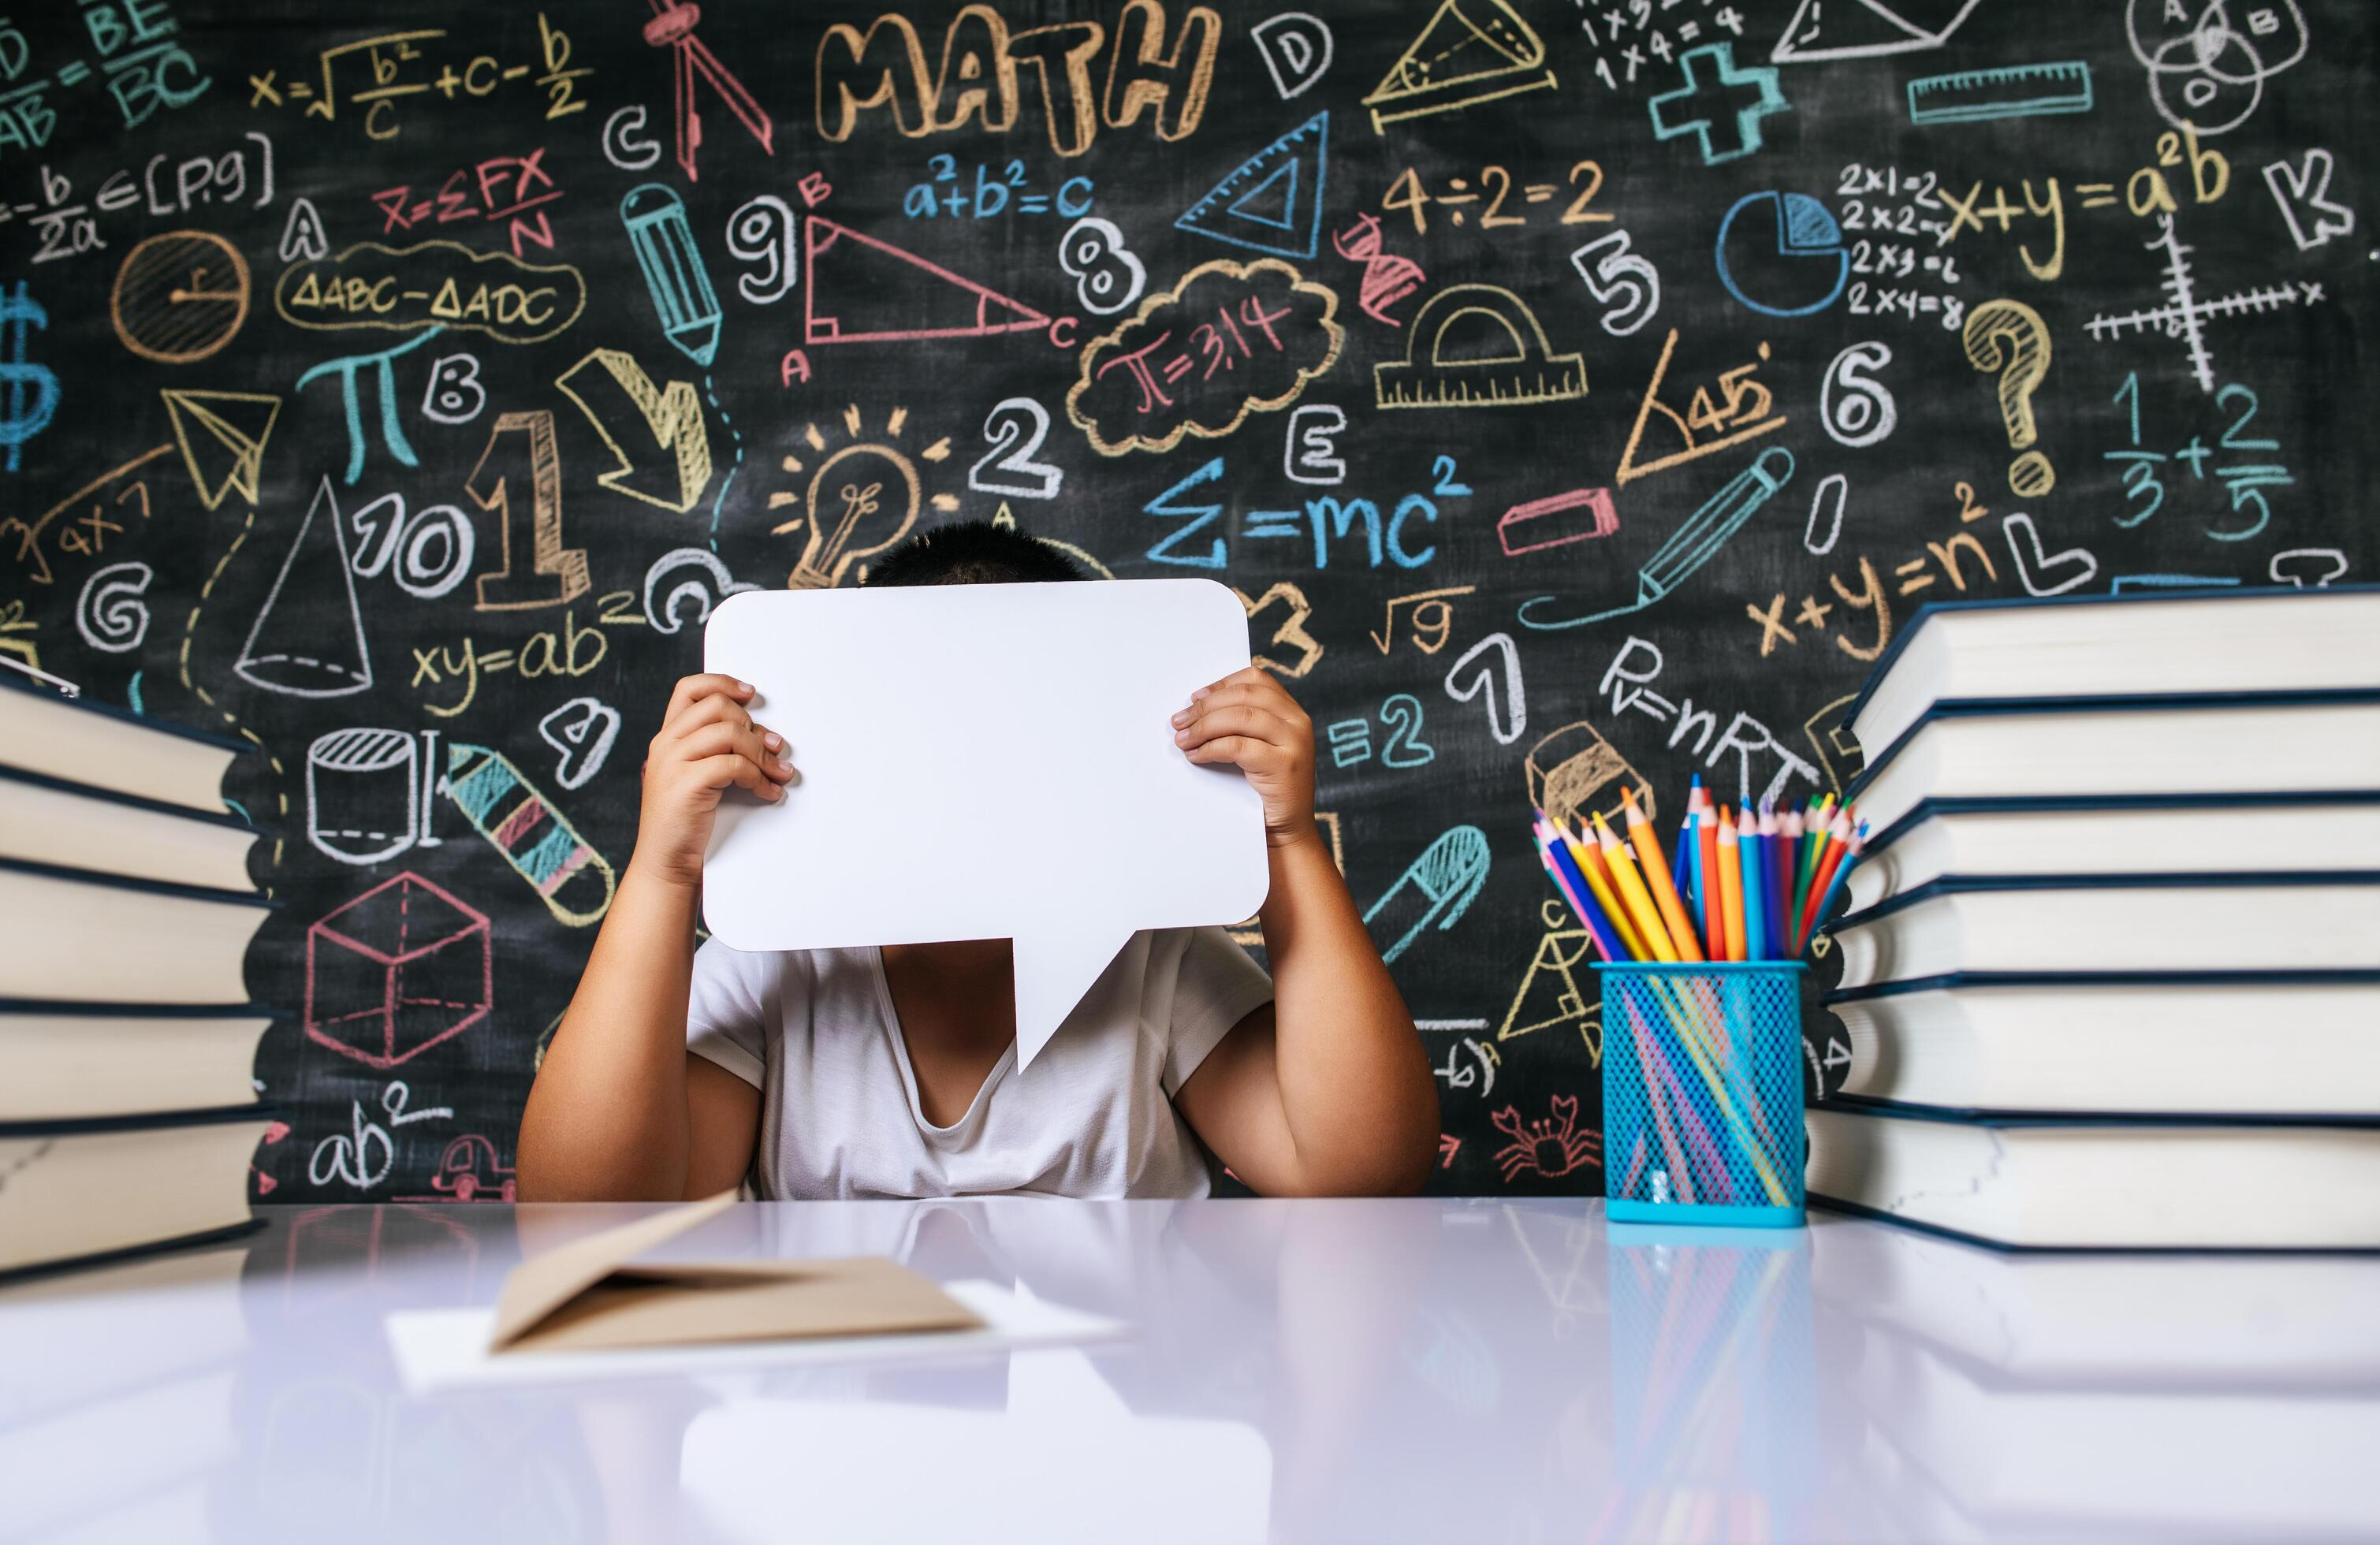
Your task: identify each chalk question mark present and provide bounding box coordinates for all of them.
[1962,299,2055,498]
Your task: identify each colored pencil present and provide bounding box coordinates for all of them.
[1805,825,1864,946]
[1534,818,1625,962]
[1797,812,1851,951]
[1593,811,1680,964]
[1716,812,1747,962]
[1563,817,1651,962]
[1622,786,1704,962]
[1782,807,1809,949]
[1738,806,1769,961]
[1764,806,1792,959]
[1672,776,1697,888]
[1696,798,1722,960]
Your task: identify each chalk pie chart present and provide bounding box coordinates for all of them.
[1715,192,1849,318]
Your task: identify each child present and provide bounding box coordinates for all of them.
[519,522,1438,1201]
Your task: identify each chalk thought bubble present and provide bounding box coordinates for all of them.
[1065,258,1343,457]
[702,580,1268,1067]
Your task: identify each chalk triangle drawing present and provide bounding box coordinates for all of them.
[1362,1,1555,132]
[803,217,1050,345]
[162,389,281,510]
[1176,112,1328,259]
[236,475,374,698]
[1769,0,1985,65]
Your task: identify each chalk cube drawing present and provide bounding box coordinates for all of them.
[306,871,491,1068]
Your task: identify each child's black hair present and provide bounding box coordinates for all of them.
[862,519,1087,587]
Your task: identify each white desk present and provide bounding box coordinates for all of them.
[3,1200,2375,1543]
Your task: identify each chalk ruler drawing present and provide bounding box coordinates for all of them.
[1906,61,2093,124]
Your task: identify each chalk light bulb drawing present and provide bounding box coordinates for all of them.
[773,404,958,589]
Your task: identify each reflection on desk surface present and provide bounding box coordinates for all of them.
[2,1200,2376,1544]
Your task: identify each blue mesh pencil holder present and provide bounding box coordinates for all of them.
[1597,961,1805,1228]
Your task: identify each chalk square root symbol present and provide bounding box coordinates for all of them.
[306,871,493,1069]
[702,580,1269,1070]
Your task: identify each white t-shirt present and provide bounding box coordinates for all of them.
[684,927,1274,1200]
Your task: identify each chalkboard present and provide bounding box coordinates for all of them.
[3,1,2370,1201]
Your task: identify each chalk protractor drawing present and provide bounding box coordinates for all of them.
[1375,285,1587,409]
[1176,112,1330,260]
[162,389,280,509]
[1771,0,1985,64]
[111,230,251,363]
[803,217,1050,345]
[1363,0,1555,132]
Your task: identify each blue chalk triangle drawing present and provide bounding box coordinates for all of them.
[1175,111,1328,259]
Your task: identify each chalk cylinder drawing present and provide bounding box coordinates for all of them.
[307,728,423,866]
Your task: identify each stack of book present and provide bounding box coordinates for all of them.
[1803,586,2380,1249]
[0,673,280,1281]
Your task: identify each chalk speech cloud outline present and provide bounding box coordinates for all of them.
[1064,257,1344,457]
[701,579,1269,1069]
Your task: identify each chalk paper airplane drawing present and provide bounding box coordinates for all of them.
[1176,112,1330,260]
[162,389,280,510]
[1362,0,1555,132]
[803,217,1051,345]
[1376,285,1587,409]
[236,475,374,698]
[1771,0,1986,64]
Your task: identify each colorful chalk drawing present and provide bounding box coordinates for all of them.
[1361,0,1554,132]
[1648,45,1788,166]
[1374,285,1586,410]
[1175,110,1328,259]
[441,740,616,927]
[234,476,374,698]
[162,390,280,510]
[555,348,713,512]
[1771,0,1987,64]
[1364,825,1491,965]
[803,215,1051,345]
[304,870,492,1069]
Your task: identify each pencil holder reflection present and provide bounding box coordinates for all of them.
[1596,962,1805,1228]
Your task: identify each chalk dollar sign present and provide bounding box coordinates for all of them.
[0,281,61,474]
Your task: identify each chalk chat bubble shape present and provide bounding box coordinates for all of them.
[702,579,1269,1069]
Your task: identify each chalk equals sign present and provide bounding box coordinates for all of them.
[1907,61,2092,125]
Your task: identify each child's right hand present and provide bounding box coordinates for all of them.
[628,673,798,890]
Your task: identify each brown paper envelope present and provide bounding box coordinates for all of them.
[490,1193,983,1355]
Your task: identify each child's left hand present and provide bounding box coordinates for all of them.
[1172,666,1317,848]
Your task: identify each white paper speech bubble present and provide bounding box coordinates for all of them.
[702,579,1268,1068]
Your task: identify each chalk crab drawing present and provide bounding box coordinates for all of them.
[1492,1095,1601,1182]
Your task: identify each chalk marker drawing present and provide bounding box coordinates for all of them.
[1648,44,1787,166]
[1615,329,1786,485]
[1059,218,1147,316]
[1362,0,1555,133]
[442,740,616,927]
[804,215,1050,345]
[1569,230,1660,337]
[1819,341,1896,448]
[235,476,374,698]
[621,184,722,367]
[74,560,153,653]
[1771,0,1986,64]
[1499,488,1617,556]
[1252,13,1334,100]
[422,1134,515,1201]
[469,410,590,612]
[1964,299,2057,497]
[1284,404,1348,485]
[162,390,280,509]
[304,869,491,1070]
[1715,192,1848,318]
[2083,214,2320,396]
[1332,213,1426,327]
[1802,694,1864,799]
[1364,825,1491,965]
[308,1101,393,1190]
[967,399,1064,501]
[1176,110,1329,260]
[1805,473,1848,555]
[306,727,442,867]
[348,493,475,601]
[1497,905,1599,1059]
[421,353,486,425]
[279,196,330,262]
[725,194,799,304]
[1521,447,1794,631]
[1235,582,1324,677]
[986,501,1113,579]
[1373,586,1475,655]
[2262,150,2354,251]
[538,696,620,791]
[1444,631,1525,745]
[1375,285,1586,410]
[1906,61,2092,124]
[1492,1095,1600,1182]
[2000,512,2099,595]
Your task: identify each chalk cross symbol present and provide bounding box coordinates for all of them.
[1648,44,1788,166]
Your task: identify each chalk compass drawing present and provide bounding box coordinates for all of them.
[1374,285,1586,409]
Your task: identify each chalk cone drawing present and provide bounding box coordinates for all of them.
[235,475,374,698]
[305,871,491,1070]
[1362,0,1555,132]
[803,217,1050,345]
[162,389,281,510]
[1176,112,1330,260]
